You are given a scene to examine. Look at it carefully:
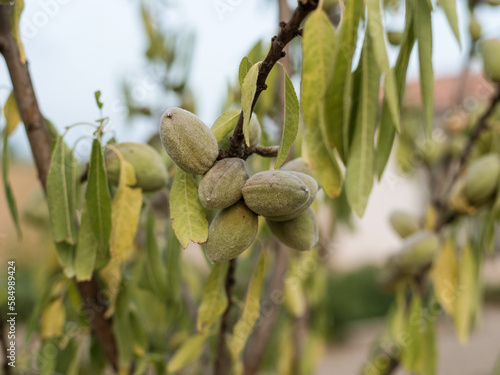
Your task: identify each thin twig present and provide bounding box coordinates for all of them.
[226,0,319,159]
[214,258,237,375]
[0,4,118,370]
[244,244,289,375]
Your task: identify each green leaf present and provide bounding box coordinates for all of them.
[415,303,437,375]
[228,251,266,360]
[366,0,400,133]
[86,139,112,259]
[301,9,335,130]
[430,237,457,316]
[275,63,299,169]
[113,284,134,372]
[303,103,343,198]
[454,242,477,344]
[74,204,98,281]
[197,261,229,333]
[47,136,78,244]
[345,34,381,217]
[238,56,253,86]
[130,307,148,357]
[144,208,169,297]
[401,294,422,370]
[437,0,461,46]
[376,8,415,179]
[170,170,208,248]
[241,62,261,146]
[94,90,103,109]
[109,157,142,260]
[4,91,21,134]
[2,130,21,238]
[324,0,363,160]
[10,0,26,64]
[414,0,434,136]
[211,110,241,142]
[55,241,76,277]
[167,333,208,373]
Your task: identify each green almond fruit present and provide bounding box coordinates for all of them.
[389,210,419,239]
[387,31,402,46]
[395,231,440,273]
[463,154,500,205]
[105,142,168,192]
[266,171,318,221]
[267,207,319,251]
[279,157,316,179]
[481,39,500,83]
[198,158,249,209]
[160,107,219,174]
[242,170,310,217]
[206,202,258,263]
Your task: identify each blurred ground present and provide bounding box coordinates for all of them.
[317,305,500,375]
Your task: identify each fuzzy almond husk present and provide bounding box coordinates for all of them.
[266,207,318,251]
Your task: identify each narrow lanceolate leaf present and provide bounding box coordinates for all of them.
[275,63,299,169]
[241,62,261,146]
[110,159,142,260]
[197,262,229,333]
[2,130,21,238]
[376,7,415,179]
[238,56,253,87]
[430,237,457,316]
[167,334,208,373]
[10,0,26,64]
[144,209,169,297]
[229,251,266,360]
[4,91,21,134]
[414,0,434,136]
[454,242,477,344]
[303,103,343,198]
[437,0,460,46]
[324,0,363,160]
[301,9,335,131]
[345,35,381,217]
[170,170,208,248]
[40,298,66,339]
[47,136,78,244]
[366,0,400,133]
[113,284,134,372]
[211,110,241,142]
[74,204,98,281]
[86,139,112,256]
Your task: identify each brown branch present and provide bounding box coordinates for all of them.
[218,145,279,160]
[244,244,289,375]
[0,4,118,371]
[214,258,237,375]
[227,0,319,158]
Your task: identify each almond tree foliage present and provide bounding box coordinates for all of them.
[1,0,500,374]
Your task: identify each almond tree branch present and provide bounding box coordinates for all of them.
[214,258,237,375]
[0,4,118,371]
[226,0,319,158]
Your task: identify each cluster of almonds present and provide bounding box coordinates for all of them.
[160,107,319,263]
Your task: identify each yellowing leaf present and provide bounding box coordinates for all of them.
[284,275,306,318]
[238,56,253,86]
[40,298,66,339]
[110,159,142,260]
[275,63,299,169]
[431,238,457,316]
[100,259,122,318]
[4,91,21,134]
[170,170,208,249]
[197,262,229,333]
[345,34,380,217]
[167,334,208,373]
[229,251,266,360]
[241,62,261,146]
[454,242,477,344]
[301,9,335,131]
[211,110,241,142]
[303,103,343,198]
